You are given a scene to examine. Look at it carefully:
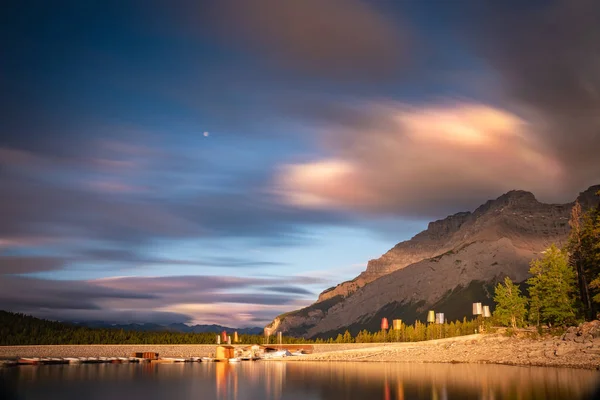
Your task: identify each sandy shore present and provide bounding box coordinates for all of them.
[1,333,599,369]
[289,333,600,370]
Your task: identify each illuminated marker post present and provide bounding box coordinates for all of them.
[427,310,435,324]
[482,305,491,333]
[381,318,389,343]
[264,327,271,345]
[473,302,483,333]
[426,311,435,340]
[393,319,402,342]
[435,313,445,339]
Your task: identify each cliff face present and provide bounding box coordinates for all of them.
[317,211,472,303]
[270,185,600,338]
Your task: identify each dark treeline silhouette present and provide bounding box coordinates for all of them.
[0,311,311,346]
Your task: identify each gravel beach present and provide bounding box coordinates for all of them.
[1,332,599,369]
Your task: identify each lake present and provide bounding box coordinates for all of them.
[1,362,598,400]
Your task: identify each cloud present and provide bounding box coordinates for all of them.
[0,274,320,327]
[274,101,569,217]
[462,0,600,192]
[263,286,314,296]
[29,309,194,326]
[0,276,158,312]
[0,256,67,275]
[192,0,409,80]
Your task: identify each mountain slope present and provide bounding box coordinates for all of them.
[268,185,600,338]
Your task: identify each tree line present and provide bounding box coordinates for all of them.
[1,309,484,346]
[494,193,600,329]
[0,311,311,346]
[316,318,481,344]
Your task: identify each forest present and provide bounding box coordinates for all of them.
[1,310,482,346]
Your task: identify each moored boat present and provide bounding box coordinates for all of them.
[18,358,41,365]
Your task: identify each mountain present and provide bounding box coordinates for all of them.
[71,321,263,335]
[267,185,600,338]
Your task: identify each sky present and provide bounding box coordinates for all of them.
[1,0,599,327]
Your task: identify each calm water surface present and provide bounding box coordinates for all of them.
[1,362,598,400]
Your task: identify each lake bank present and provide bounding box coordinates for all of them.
[1,332,598,370]
[288,333,600,370]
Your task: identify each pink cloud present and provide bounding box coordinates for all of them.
[274,101,567,216]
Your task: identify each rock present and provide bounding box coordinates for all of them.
[528,349,544,358]
[555,344,577,357]
[544,349,556,358]
[574,335,585,344]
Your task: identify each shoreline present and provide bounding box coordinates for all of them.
[287,333,600,370]
[1,333,599,370]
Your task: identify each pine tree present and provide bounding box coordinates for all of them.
[493,276,528,328]
[342,330,353,343]
[527,244,578,326]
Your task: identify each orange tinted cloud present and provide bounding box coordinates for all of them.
[274,101,565,216]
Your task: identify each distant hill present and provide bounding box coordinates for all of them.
[71,321,263,335]
[267,185,600,338]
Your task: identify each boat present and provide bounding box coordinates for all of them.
[118,357,130,363]
[228,357,241,363]
[65,358,81,364]
[240,357,260,361]
[201,357,214,362]
[152,358,188,363]
[262,350,292,359]
[18,358,41,365]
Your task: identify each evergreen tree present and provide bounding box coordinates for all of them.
[342,330,353,343]
[577,194,600,307]
[493,276,528,328]
[527,244,578,326]
[567,198,600,320]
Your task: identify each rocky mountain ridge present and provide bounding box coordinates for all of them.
[269,185,600,338]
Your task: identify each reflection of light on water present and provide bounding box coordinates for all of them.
[384,378,390,400]
[397,381,404,400]
[263,362,285,400]
[431,384,448,400]
[5,361,599,400]
[215,362,238,400]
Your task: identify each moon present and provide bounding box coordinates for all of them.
[203,131,209,137]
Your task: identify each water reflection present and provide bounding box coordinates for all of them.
[1,362,598,400]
